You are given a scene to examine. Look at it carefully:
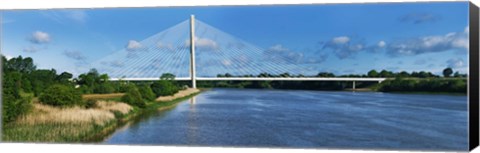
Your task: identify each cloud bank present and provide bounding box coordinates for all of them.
[386,31,468,56]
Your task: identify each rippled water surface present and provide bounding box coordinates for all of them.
[104,88,468,151]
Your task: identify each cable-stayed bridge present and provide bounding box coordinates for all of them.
[91,15,385,89]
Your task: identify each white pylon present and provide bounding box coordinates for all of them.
[190,15,197,89]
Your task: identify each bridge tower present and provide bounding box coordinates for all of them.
[190,15,197,88]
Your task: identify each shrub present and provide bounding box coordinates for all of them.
[39,84,82,107]
[78,85,93,94]
[2,69,33,124]
[94,83,115,94]
[117,83,135,93]
[151,80,179,97]
[138,84,156,101]
[2,93,32,124]
[121,85,146,108]
[84,99,97,109]
[378,78,466,93]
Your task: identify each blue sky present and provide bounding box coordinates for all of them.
[1,2,470,77]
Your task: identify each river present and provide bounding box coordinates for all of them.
[104,88,468,151]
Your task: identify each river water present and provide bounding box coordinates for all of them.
[104,88,468,151]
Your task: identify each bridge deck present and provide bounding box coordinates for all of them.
[110,77,387,82]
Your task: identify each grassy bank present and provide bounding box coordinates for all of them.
[2,89,202,143]
[149,89,202,111]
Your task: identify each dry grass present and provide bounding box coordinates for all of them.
[16,101,134,126]
[156,88,200,102]
[82,93,125,100]
[3,122,98,142]
[17,103,115,126]
[3,100,134,142]
[96,100,133,115]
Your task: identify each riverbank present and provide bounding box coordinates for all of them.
[82,93,125,100]
[156,88,200,102]
[344,88,373,92]
[2,88,202,143]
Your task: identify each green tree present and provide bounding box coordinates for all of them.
[151,73,179,96]
[367,70,379,77]
[56,72,73,83]
[379,70,394,77]
[2,93,32,124]
[2,71,33,124]
[30,69,58,96]
[94,82,115,94]
[151,80,178,96]
[280,72,291,77]
[418,71,429,78]
[443,68,453,77]
[5,56,36,73]
[76,69,115,94]
[121,85,146,108]
[138,84,156,101]
[160,73,175,80]
[39,84,82,107]
[453,71,462,77]
[225,73,233,77]
[317,72,335,77]
[397,71,410,78]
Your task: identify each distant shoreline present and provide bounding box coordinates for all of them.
[203,87,467,96]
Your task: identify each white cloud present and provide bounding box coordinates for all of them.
[185,37,219,50]
[126,40,142,51]
[322,36,364,59]
[332,36,350,44]
[387,30,468,56]
[452,37,468,49]
[221,59,232,66]
[447,58,465,68]
[377,41,386,48]
[63,50,86,60]
[156,42,174,51]
[464,26,469,34]
[29,31,51,44]
[265,44,326,64]
[268,44,289,52]
[197,37,218,49]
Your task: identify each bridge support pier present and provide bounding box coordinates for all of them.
[190,15,197,89]
[352,81,356,90]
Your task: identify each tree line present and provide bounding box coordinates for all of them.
[196,67,467,93]
[215,68,466,78]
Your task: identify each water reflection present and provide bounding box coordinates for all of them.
[190,96,196,104]
[187,96,198,143]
